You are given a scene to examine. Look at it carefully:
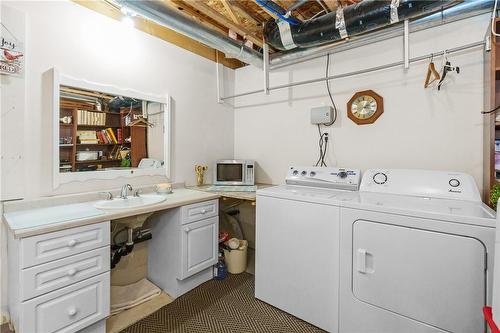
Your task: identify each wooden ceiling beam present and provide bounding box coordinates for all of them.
[323,0,339,11]
[163,0,228,36]
[229,0,264,27]
[180,0,264,48]
[221,0,240,24]
[275,0,306,21]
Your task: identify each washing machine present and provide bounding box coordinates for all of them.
[339,169,496,333]
[255,166,361,332]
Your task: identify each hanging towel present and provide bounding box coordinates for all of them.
[110,278,161,315]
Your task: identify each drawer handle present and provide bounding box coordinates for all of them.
[67,268,78,277]
[67,239,78,247]
[200,209,207,214]
[67,307,78,317]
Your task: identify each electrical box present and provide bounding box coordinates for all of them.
[311,106,334,125]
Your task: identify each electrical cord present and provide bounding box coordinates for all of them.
[492,0,500,37]
[314,54,337,167]
[326,54,338,124]
[482,104,500,114]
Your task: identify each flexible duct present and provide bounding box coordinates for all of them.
[264,0,460,51]
[270,0,492,68]
[115,0,263,68]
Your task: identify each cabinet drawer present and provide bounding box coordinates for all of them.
[21,247,110,301]
[20,222,110,268]
[20,272,110,333]
[181,200,218,225]
[180,216,218,280]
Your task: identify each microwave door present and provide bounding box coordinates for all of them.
[216,163,243,185]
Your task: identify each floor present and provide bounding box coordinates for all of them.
[120,273,325,333]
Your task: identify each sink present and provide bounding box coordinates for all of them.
[94,194,167,210]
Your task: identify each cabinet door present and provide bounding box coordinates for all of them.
[180,216,218,280]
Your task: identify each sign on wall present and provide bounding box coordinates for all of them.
[0,24,24,76]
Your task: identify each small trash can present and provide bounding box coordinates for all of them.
[223,239,248,274]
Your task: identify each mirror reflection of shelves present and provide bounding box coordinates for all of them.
[486,19,500,200]
[59,86,148,173]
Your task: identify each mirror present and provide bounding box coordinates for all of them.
[51,68,171,189]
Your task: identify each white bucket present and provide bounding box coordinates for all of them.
[223,239,248,274]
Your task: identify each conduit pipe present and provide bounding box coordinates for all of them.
[116,0,263,68]
[270,0,493,69]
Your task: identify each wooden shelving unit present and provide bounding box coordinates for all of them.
[59,91,147,173]
[483,18,500,205]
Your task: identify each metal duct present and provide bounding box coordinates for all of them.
[115,0,263,68]
[264,0,460,51]
[270,0,492,69]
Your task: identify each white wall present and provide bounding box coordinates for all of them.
[234,14,489,192]
[3,0,234,199]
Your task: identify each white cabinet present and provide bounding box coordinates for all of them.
[20,273,109,333]
[149,199,219,298]
[180,216,218,279]
[8,222,110,333]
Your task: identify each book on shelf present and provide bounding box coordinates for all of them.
[77,110,106,126]
[106,128,118,144]
[80,139,99,144]
[117,128,123,144]
[77,130,97,140]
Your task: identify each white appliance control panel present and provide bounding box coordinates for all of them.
[286,166,361,191]
[360,169,482,202]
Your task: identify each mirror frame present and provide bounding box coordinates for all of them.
[50,68,172,190]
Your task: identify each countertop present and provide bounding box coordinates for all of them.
[3,188,219,239]
[188,184,273,201]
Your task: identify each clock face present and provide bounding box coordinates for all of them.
[351,95,377,120]
[347,90,383,125]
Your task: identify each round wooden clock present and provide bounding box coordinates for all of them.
[347,90,384,125]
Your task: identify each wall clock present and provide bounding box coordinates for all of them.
[347,90,384,125]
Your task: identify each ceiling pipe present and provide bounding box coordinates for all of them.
[265,0,461,51]
[270,0,493,69]
[115,0,263,68]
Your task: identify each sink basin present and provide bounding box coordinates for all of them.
[94,194,167,210]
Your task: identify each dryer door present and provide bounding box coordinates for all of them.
[352,220,486,333]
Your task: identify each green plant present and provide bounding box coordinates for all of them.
[490,184,500,210]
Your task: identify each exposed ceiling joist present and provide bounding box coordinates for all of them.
[179,0,264,48]
[221,0,240,24]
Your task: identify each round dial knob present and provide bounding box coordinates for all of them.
[310,171,316,177]
[338,171,348,179]
[301,171,307,176]
[292,170,299,176]
[449,179,460,187]
[373,172,387,184]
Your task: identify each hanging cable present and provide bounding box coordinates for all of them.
[492,0,500,37]
[314,54,337,167]
[326,53,338,124]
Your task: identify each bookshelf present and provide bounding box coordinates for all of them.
[59,94,147,173]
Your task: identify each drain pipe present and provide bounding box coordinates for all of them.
[116,0,263,68]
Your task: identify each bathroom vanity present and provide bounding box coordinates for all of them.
[3,188,219,333]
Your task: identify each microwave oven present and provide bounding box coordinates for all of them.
[214,160,255,186]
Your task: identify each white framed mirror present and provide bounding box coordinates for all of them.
[49,68,171,190]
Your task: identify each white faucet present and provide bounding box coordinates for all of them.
[120,184,133,199]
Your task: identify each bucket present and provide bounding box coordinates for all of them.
[223,239,248,274]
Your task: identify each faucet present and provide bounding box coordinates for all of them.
[120,184,133,199]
